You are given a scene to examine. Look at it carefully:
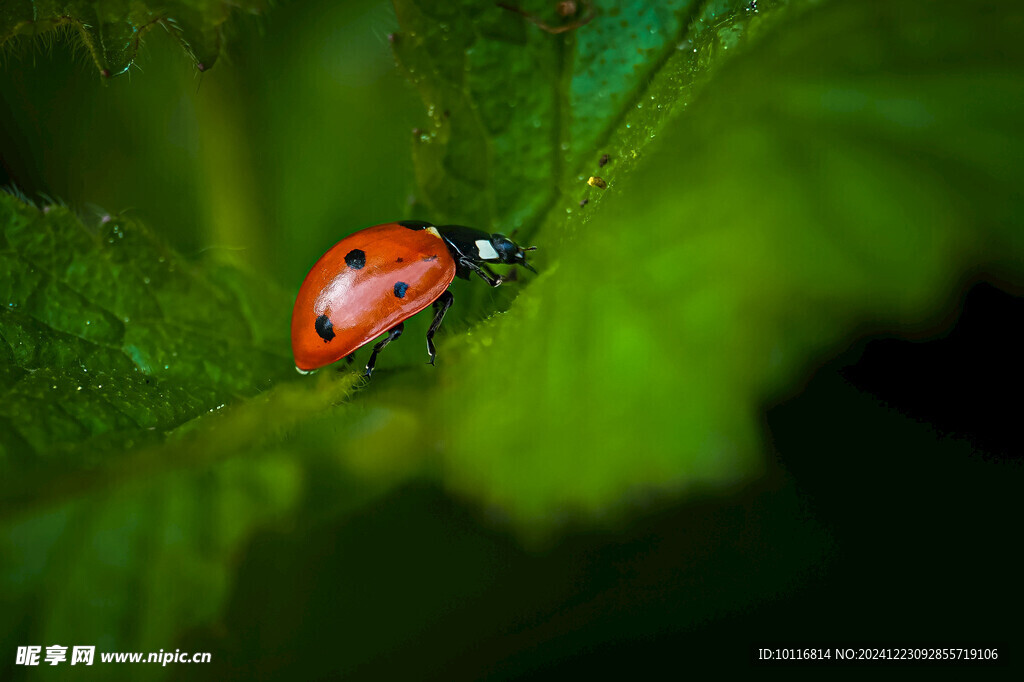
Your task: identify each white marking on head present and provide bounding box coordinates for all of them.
[475,239,499,260]
[425,226,442,239]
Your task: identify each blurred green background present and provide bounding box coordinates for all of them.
[1,0,1021,677]
[1,0,419,284]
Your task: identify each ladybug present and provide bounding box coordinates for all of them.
[291,220,537,377]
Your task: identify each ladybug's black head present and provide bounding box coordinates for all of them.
[437,225,538,275]
[490,234,538,273]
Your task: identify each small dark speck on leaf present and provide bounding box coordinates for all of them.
[599,153,611,167]
[579,198,589,207]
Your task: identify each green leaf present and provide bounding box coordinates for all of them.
[0,191,292,470]
[0,371,386,671]
[388,0,1024,524]
[0,189,379,663]
[392,0,772,234]
[0,0,267,77]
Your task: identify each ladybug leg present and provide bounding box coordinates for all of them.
[363,322,405,378]
[426,290,454,365]
[461,258,503,287]
[479,263,503,285]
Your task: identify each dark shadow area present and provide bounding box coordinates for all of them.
[841,281,1022,459]
[179,281,1019,679]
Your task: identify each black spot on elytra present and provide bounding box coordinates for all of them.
[345,249,366,269]
[393,282,408,299]
[315,314,335,342]
[422,255,439,262]
[396,257,404,263]
[398,220,433,231]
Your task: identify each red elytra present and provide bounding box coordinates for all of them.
[291,221,536,377]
